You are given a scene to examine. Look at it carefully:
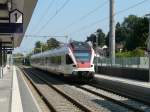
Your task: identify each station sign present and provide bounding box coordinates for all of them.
[0,9,23,33]
[10,9,23,23]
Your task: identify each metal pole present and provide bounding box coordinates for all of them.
[109,0,115,65]
[0,43,2,78]
[65,35,68,44]
[96,33,98,73]
[41,46,42,53]
[148,18,150,82]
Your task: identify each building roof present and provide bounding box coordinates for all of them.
[0,0,37,48]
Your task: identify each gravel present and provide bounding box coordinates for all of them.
[26,70,82,112]
[80,84,150,112]
[33,70,131,112]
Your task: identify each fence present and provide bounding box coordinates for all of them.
[95,57,149,69]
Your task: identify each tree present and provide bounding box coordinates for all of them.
[86,29,106,47]
[105,32,109,47]
[34,41,42,54]
[13,53,24,57]
[86,34,96,48]
[122,15,149,50]
[96,29,106,47]
[41,43,48,52]
[115,22,127,44]
[47,38,60,49]
[35,41,42,48]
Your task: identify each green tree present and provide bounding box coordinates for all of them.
[34,41,42,54]
[47,38,60,49]
[96,29,106,47]
[105,32,109,47]
[35,41,42,48]
[115,22,127,44]
[41,43,48,52]
[86,29,106,48]
[86,34,96,48]
[122,15,149,50]
[13,53,24,57]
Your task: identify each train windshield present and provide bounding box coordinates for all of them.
[74,51,91,62]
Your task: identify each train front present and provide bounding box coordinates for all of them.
[69,41,95,80]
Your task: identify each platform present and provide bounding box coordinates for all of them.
[95,74,150,103]
[0,66,41,112]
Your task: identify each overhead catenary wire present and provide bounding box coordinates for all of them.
[33,0,70,35]
[68,0,149,36]
[31,0,55,33]
[24,35,68,38]
[54,0,108,34]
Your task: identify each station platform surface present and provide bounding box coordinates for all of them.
[95,74,150,103]
[95,74,150,88]
[0,66,41,112]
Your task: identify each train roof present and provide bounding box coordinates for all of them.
[31,45,69,59]
[70,41,91,51]
[31,41,92,59]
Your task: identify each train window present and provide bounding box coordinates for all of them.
[66,54,73,64]
[49,56,61,64]
[74,50,91,62]
[57,56,61,64]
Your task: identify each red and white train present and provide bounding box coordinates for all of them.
[31,41,95,81]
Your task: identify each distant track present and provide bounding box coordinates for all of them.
[88,82,150,106]
[74,85,149,112]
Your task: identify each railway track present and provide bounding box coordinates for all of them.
[89,79,150,105]
[21,67,150,112]
[74,85,150,112]
[21,67,131,112]
[21,67,92,112]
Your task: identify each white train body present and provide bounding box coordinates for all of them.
[31,41,95,80]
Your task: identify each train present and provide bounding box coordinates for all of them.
[30,41,95,81]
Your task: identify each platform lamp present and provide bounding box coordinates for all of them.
[145,13,150,82]
[94,31,98,73]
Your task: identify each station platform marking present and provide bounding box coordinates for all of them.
[11,66,23,112]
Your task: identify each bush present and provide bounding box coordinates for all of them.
[116,48,145,57]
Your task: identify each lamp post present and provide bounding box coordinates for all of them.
[65,35,68,44]
[145,13,150,82]
[40,46,43,53]
[94,32,99,73]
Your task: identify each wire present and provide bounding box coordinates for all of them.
[55,0,108,34]
[24,35,67,38]
[32,0,55,30]
[69,16,108,35]
[115,0,149,15]
[69,0,149,36]
[30,0,55,33]
[33,0,70,35]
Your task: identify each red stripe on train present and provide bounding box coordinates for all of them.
[77,62,90,68]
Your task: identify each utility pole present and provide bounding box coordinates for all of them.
[109,0,115,65]
[40,46,42,53]
[95,32,98,73]
[65,35,68,44]
[145,13,150,82]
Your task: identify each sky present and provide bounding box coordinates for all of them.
[14,0,150,54]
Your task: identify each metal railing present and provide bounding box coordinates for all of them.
[95,57,149,69]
